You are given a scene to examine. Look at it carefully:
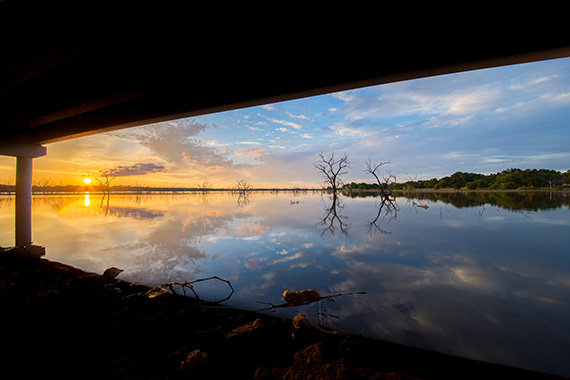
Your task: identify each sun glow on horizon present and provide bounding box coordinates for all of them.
[83,178,91,184]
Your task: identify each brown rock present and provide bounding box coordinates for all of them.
[102,267,123,281]
[179,349,209,373]
[224,318,266,343]
[254,343,422,380]
[283,289,321,304]
[292,313,315,330]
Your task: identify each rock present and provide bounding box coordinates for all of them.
[292,313,315,330]
[102,267,123,281]
[255,343,422,380]
[224,318,266,343]
[292,313,320,341]
[143,286,173,300]
[179,349,209,373]
[283,289,321,305]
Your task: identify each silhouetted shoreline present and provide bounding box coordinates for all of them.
[1,247,565,379]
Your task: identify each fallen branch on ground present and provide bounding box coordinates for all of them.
[144,276,235,303]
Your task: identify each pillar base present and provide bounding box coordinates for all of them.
[22,244,46,257]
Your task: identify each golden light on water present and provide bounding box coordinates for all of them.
[84,194,90,207]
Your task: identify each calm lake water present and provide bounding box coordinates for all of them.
[1,191,570,377]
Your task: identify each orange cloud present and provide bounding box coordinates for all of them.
[234,146,269,160]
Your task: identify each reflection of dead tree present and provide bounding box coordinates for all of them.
[317,192,349,237]
[478,204,486,219]
[236,192,250,207]
[99,193,111,216]
[314,152,350,192]
[368,196,398,234]
[147,276,235,303]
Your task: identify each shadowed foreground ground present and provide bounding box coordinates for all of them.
[1,247,565,380]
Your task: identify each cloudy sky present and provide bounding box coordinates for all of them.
[2,56,570,188]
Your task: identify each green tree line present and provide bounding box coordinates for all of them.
[342,168,570,191]
[390,168,570,190]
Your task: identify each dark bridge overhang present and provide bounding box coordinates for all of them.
[2,9,570,146]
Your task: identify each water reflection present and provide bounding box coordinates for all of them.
[1,191,569,376]
[317,192,349,236]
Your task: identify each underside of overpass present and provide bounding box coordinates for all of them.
[1,7,570,249]
[2,11,570,146]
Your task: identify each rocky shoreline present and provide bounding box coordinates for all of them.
[1,247,565,379]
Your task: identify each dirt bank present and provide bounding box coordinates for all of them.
[0,247,564,379]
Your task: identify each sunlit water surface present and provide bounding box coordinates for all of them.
[1,191,569,377]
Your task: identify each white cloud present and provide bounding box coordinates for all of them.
[332,91,355,102]
[265,116,307,130]
[116,119,248,170]
[446,87,502,116]
[287,111,311,121]
[509,74,559,90]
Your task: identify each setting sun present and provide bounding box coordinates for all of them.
[83,178,91,184]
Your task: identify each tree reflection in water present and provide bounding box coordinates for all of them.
[317,191,348,237]
[367,194,398,234]
[318,190,400,237]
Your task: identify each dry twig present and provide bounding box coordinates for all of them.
[145,276,235,303]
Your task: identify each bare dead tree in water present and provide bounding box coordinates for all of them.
[197,181,213,194]
[364,158,397,198]
[94,174,115,216]
[314,152,350,192]
[405,173,419,197]
[235,179,251,194]
[95,174,115,196]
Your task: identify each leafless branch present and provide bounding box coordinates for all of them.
[314,152,350,192]
[196,181,213,194]
[364,158,396,198]
[95,174,116,195]
[149,276,235,303]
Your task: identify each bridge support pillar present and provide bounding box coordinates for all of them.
[0,143,47,256]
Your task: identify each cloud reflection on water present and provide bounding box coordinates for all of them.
[1,191,569,376]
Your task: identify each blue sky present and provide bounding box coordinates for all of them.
[2,56,569,188]
[185,56,570,186]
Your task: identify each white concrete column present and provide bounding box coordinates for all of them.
[15,156,33,246]
[0,143,46,251]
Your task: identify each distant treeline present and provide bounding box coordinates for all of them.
[1,167,569,194]
[0,184,319,194]
[344,168,570,191]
